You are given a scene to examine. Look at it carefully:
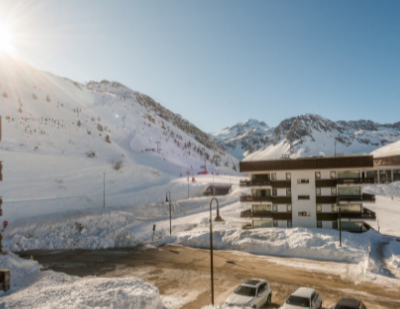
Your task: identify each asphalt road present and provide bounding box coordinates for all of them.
[18,245,400,309]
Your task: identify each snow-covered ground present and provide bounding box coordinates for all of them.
[0,252,165,309]
[0,54,240,223]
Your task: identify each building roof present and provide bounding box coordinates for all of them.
[240,154,374,172]
[291,287,315,298]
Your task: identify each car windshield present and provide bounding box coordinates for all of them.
[234,285,256,297]
[286,296,310,307]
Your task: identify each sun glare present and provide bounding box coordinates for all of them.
[0,24,14,54]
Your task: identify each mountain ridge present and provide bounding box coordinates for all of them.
[211,113,400,161]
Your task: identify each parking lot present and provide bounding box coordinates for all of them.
[19,245,400,309]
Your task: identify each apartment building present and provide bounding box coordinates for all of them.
[239,154,376,232]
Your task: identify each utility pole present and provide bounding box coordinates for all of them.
[335,139,337,157]
[122,115,126,128]
[103,172,105,208]
[165,192,172,235]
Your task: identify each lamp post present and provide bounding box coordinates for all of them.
[165,192,172,235]
[339,206,342,247]
[209,198,223,306]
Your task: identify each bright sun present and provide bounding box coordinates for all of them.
[0,24,14,54]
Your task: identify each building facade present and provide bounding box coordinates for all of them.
[239,154,376,232]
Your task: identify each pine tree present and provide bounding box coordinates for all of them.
[46,94,51,102]
[77,120,81,127]
[105,135,111,143]
[3,91,7,98]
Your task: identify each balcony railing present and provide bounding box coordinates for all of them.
[317,207,376,221]
[240,180,271,187]
[337,193,375,203]
[240,209,293,220]
[315,179,337,187]
[239,180,291,188]
[239,195,292,203]
[337,178,375,185]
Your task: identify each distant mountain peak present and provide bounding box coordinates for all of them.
[211,114,400,161]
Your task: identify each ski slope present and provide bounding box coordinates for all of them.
[0,54,240,223]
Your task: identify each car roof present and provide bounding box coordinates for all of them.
[336,298,362,308]
[291,287,316,298]
[240,279,265,287]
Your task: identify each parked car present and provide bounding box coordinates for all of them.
[281,287,322,309]
[333,298,367,309]
[225,278,272,308]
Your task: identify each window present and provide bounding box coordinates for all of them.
[252,174,270,181]
[341,221,363,232]
[257,283,267,295]
[287,221,292,228]
[271,173,276,180]
[316,188,321,196]
[330,171,336,179]
[273,220,278,227]
[317,221,322,228]
[272,188,277,196]
[286,173,291,180]
[252,204,271,212]
[297,179,309,184]
[298,211,310,217]
[298,195,310,200]
[252,189,271,197]
[339,204,362,212]
[286,188,291,196]
[287,205,292,212]
[252,220,273,228]
[331,188,337,195]
[332,221,338,229]
[316,205,322,212]
[338,171,360,179]
[332,204,337,212]
[338,187,360,196]
[272,205,277,212]
[315,172,321,180]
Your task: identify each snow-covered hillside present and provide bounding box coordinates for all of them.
[212,114,400,161]
[0,54,239,222]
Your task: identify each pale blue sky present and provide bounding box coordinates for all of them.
[1,0,399,131]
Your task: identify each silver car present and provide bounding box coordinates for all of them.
[281,287,322,309]
[225,278,272,308]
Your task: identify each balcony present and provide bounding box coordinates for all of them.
[316,196,338,204]
[317,207,376,221]
[239,180,271,187]
[336,178,375,185]
[315,179,337,187]
[240,209,293,220]
[239,195,292,203]
[337,193,375,203]
[239,180,291,188]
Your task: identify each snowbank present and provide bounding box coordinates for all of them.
[3,194,238,251]
[157,224,380,263]
[385,240,400,269]
[0,252,165,309]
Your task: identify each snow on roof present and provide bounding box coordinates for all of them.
[371,140,400,158]
[291,287,315,298]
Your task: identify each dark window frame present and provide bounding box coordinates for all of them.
[298,195,310,200]
[317,221,322,228]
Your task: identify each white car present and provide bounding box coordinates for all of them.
[281,287,322,309]
[225,278,272,308]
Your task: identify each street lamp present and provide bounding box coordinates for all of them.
[165,192,172,235]
[209,197,224,306]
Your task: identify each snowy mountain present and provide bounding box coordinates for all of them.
[0,54,239,222]
[212,114,400,161]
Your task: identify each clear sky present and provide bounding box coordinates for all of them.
[1,0,399,132]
